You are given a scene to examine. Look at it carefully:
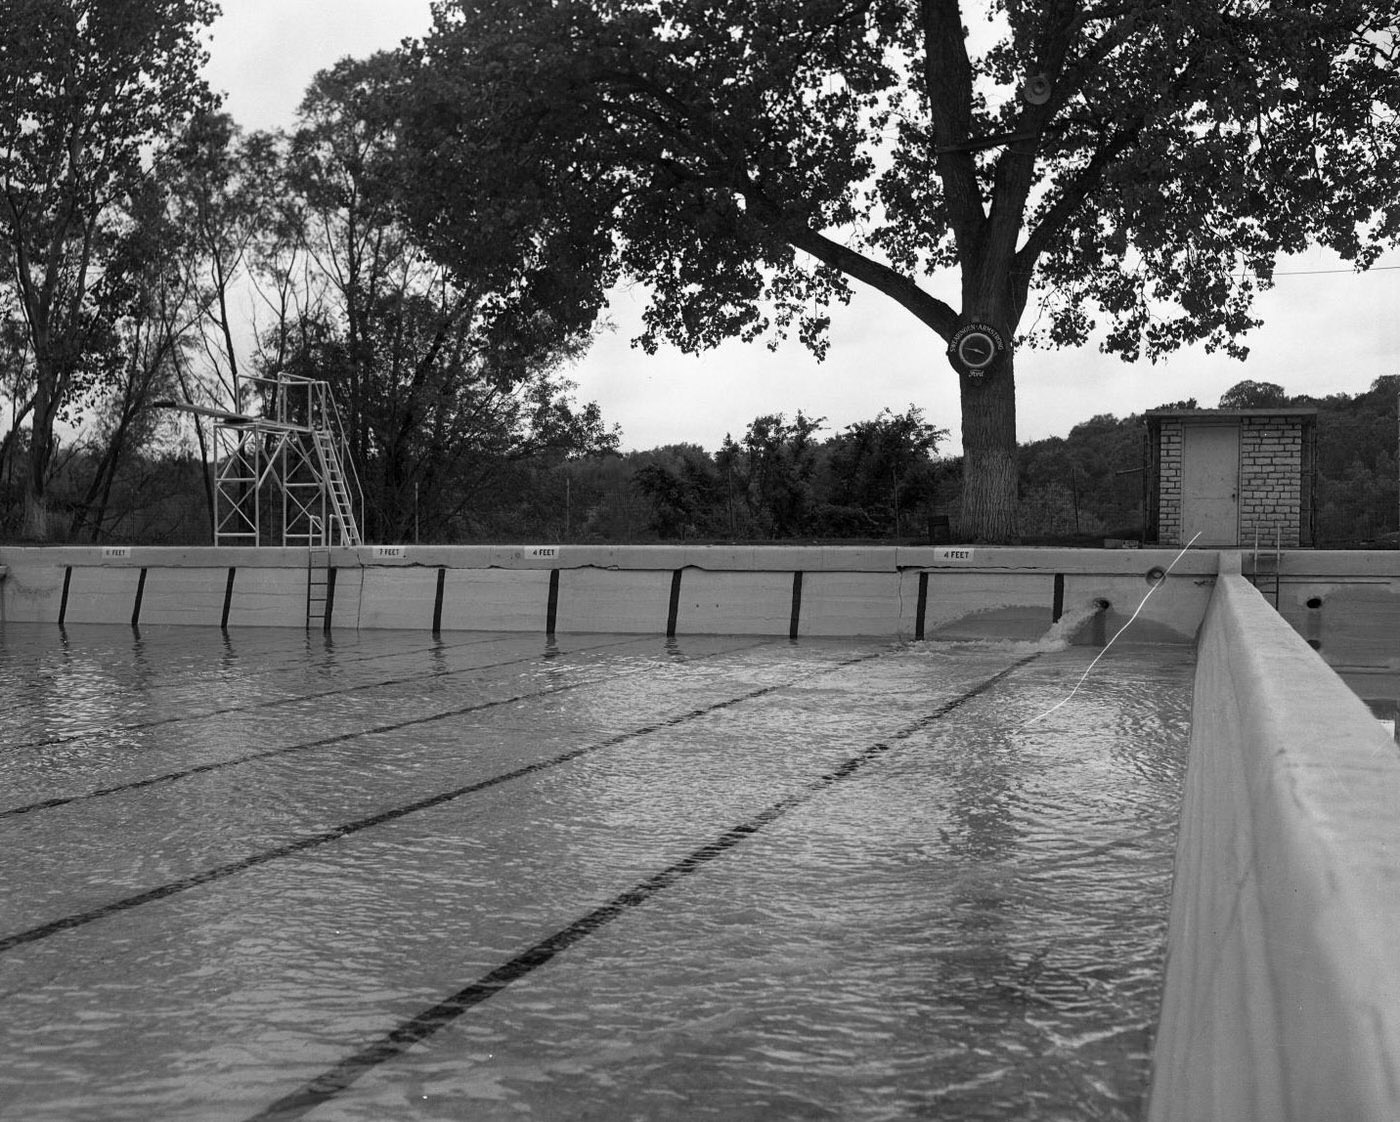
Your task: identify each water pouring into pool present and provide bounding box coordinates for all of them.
[0,620,1190,1120]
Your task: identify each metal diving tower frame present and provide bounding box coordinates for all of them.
[171,374,364,548]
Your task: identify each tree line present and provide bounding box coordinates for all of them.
[6,375,1395,547]
[1016,376,1400,546]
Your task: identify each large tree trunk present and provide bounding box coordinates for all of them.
[22,384,56,541]
[22,480,48,541]
[957,352,1019,542]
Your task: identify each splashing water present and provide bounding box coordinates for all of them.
[1019,533,1203,729]
[1032,600,1109,652]
[908,599,1109,659]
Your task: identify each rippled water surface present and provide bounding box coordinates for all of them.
[0,623,1192,1121]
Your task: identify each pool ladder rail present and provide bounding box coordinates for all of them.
[1248,524,1282,609]
[306,547,334,632]
[310,427,363,548]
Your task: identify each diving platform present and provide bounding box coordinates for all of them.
[161,374,363,548]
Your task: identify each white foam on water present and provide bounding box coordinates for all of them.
[905,599,1107,658]
[1019,533,1202,730]
[1029,600,1107,652]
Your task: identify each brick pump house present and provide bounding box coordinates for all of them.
[1146,408,1318,548]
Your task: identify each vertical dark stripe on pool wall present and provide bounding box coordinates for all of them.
[916,572,930,640]
[132,568,148,628]
[323,569,337,634]
[667,569,683,638]
[546,569,560,636]
[222,568,237,630]
[58,566,72,626]
[789,571,804,640]
[432,568,446,633]
[1053,573,1065,623]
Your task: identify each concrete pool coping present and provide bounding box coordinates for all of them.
[1149,571,1400,1121]
[0,544,1393,651]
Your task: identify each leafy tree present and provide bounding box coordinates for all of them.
[402,0,1400,542]
[1217,379,1290,409]
[822,406,948,537]
[163,111,281,411]
[564,451,650,542]
[66,175,192,541]
[158,111,285,531]
[722,411,827,538]
[1308,375,1398,543]
[252,55,618,543]
[44,443,208,544]
[0,0,218,539]
[0,308,32,527]
[631,444,725,538]
[1019,413,1145,540]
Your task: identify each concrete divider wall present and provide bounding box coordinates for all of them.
[0,544,1224,640]
[1148,574,1400,1122]
[1269,554,1400,706]
[1,544,1394,652]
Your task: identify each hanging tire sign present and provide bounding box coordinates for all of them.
[947,322,1007,379]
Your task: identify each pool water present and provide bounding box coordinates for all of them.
[0,622,1192,1121]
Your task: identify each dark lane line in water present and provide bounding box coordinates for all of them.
[0,627,455,698]
[246,654,1040,1122]
[1,635,655,753]
[0,638,778,812]
[0,650,892,955]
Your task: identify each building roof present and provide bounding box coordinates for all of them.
[1144,407,1319,420]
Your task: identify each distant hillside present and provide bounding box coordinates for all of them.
[1013,376,1398,546]
[28,378,1387,546]
[547,376,1395,547]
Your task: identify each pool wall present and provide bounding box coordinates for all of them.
[1148,569,1400,1122]
[2,545,1396,653]
[0,543,1227,641]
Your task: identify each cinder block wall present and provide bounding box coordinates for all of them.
[1239,416,1304,547]
[1156,418,1184,544]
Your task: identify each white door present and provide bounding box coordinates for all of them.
[1181,424,1240,545]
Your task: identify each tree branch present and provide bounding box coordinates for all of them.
[919,0,985,253]
[1015,121,1143,274]
[783,224,960,339]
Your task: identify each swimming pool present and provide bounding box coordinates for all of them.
[0,623,1192,1120]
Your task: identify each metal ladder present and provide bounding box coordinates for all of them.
[306,547,333,631]
[311,428,363,547]
[1250,523,1282,608]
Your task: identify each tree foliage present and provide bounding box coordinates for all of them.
[1217,379,1290,409]
[823,407,948,536]
[0,0,218,539]
[1309,376,1398,543]
[246,55,619,543]
[0,42,621,545]
[403,0,1400,541]
[626,405,949,540]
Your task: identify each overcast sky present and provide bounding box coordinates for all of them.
[202,0,1400,456]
